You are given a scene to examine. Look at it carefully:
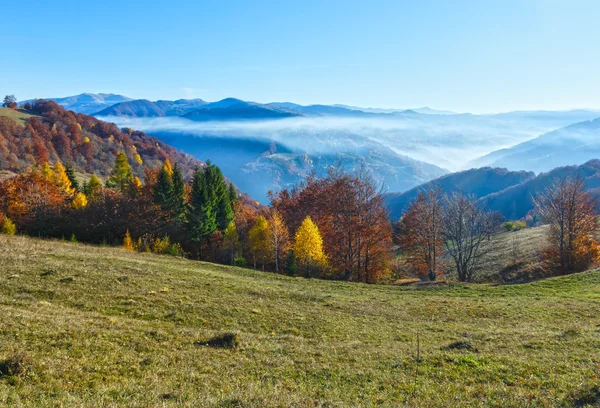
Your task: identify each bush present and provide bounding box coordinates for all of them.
[1,218,16,235]
[234,256,247,267]
[503,221,526,232]
[151,236,183,256]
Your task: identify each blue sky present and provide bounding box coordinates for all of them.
[1,0,599,113]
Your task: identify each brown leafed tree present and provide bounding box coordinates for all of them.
[397,186,444,281]
[270,167,392,282]
[533,176,600,273]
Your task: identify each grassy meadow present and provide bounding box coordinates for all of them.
[0,108,37,126]
[1,234,600,407]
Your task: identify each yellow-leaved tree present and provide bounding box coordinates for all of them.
[249,215,272,271]
[123,230,134,251]
[71,192,88,209]
[223,221,239,265]
[293,216,326,277]
[53,162,75,196]
[163,159,174,177]
[269,210,290,273]
[40,162,54,181]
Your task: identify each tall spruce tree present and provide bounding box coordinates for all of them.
[65,162,80,192]
[153,164,174,209]
[228,183,238,206]
[170,163,187,225]
[208,164,233,231]
[187,166,217,255]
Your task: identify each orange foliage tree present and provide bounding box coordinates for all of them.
[533,177,600,273]
[397,186,444,281]
[271,167,392,282]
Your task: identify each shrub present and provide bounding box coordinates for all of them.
[234,256,247,267]
[1,218,16,235]
[503,221,526,232]
[151,236,171,254]
[69,233,77,243]
[150,236,183,256]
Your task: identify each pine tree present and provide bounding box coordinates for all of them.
[65,162,80,192]
[187,166,217,256]
[170,163,187,225]
[84,174,103,199]
[294,216,326,277]
[228,183,238,205]
[153,164,174,209]
[53,162,75,196]
[249,215,272,271]
[106,152,134,193]
[206,163,233,231]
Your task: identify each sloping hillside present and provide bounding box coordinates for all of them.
[385,161,600,220]
[1,235,600,407]
[480,160,600,220]
[0,102,201,179]
[473,117,600,172]
[384,167,535,219]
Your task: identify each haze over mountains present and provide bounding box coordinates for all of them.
[18,93,600,204]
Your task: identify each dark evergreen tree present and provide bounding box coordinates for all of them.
[153,166,173,209]
[65,162,80,192]
[187,166,217,255]
[228,183,238,206]
[207,164,233,231]
[170,163,187,225]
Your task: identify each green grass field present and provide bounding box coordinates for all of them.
[1,235,599,407]
[0,107,38,127]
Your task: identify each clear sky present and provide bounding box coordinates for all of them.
[2,0,599,113]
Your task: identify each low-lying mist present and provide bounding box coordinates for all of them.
[98,115,546,171]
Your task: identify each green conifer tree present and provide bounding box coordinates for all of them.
[228,183,238,206]
[153,165,174,209]
[170,163,187,225]
[187,166,217,256]
[65,162,80,192]
[106,152,134,193]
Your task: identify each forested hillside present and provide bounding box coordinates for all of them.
[0,101,201,179]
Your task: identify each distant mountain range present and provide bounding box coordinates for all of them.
[20,93,132,115]
[385,160,600,220]
[471,117,600,174]
[95,98,208,117]
[183,99,301,121]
